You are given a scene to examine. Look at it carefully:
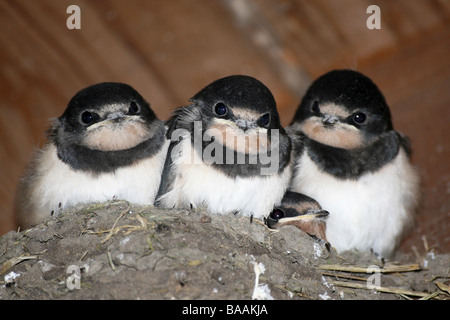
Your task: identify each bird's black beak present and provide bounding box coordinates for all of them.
[235,119,258,131]
[311,210,329,219]
[322,114,340,126]
[267,207,329,228]
[106,111,126,121]
[267,209,329,229]
[86,112,138,131]
[282,209,329,223]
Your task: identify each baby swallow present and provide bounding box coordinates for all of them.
[15,82,169,228]
[287,70,420,257]
[266,191,329,242]
[156,75,293,218]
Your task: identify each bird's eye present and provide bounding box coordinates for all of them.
[311,101,320,114]
[128,101,139,115]
[81,111,96,125]
[214,102,228,116]
[269,209,285,221]
[259,113,270,127]
[353,112,367,124]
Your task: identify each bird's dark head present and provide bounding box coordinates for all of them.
[190,75,281,129]
[187,75,283,155]
[291,70,393,149]
[56,82,159,152]
[266,191,329,234]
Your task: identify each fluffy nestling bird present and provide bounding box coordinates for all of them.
[287,70,420,257]
[266,191,329,242]
[15,82,168,228]
[156,75,293,218]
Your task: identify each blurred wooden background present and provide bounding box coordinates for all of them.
[0,0,449,253]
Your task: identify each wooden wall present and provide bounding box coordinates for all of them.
[0,0,449,253]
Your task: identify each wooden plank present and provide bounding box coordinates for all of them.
[373,0,449,40]
[91,0,299,119]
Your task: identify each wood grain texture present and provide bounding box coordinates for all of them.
[0,0,448,253]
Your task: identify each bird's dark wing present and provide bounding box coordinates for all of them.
[155,104,202,203]
[285,124,306,162]
[155,110,180,203]
[155,137,179,202]
[397,132,413,157]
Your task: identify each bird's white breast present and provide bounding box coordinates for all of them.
[31,141,169,222]
[159,138,292,218]
[291,148,419,257]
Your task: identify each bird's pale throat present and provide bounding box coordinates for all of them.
[83,119,151,151]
